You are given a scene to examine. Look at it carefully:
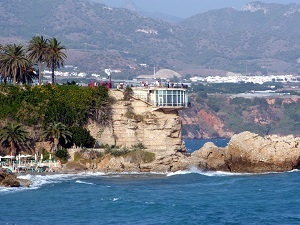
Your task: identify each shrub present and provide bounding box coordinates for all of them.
[69,126,95,148]
[55,148,69,160]
[104,144,129,157]
[131,142,146,150]
[123,86,133,101]
[126,150,155,164]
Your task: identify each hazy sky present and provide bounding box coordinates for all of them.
[95,0,300,18]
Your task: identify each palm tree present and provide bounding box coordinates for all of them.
[0,44,31,84]
[42,122,72,152]
[45,38,66,85]
[27,35,48,85]
[0,122,29,156]
[17,65,38,85]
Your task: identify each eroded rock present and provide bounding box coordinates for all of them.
[192,131,300,173]
[0,172,32,187]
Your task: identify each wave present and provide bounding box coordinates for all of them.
[167,167,253,177]
[2,168,298,193]
[167,167,300,177]
[75,180,95,185]
[0,172,106,193]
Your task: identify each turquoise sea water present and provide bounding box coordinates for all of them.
[0,139,299,225]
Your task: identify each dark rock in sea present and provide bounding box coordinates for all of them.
[0,171,32,188]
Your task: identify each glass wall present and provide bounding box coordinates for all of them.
[154,90,188,107]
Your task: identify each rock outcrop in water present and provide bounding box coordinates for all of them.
[67,131,300,173]
[66,90,300,174]
[0,171,32,187]
[191,131,300,173]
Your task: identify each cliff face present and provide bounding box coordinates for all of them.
[180,108,234,139]
[88,90,185,153]
[180,95,300,139]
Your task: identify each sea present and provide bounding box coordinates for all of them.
[0,139,299,225]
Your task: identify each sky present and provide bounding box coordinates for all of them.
[94,0,300,18]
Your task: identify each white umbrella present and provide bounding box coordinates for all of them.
[4,155,15,159]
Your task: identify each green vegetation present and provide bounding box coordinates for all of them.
[0,122,29,156]
[0,84,110,154]
[68,126,95,148]
[104,145,130,157]
[42,122,72,152]
[123,86,133,101]
[186,82,300,137]
[0,84,110,127]
[0,36,66,85]
[103,142,154,163]
[126,150,155,164]
[55,148,69,162]
[27,36,48,85]
[125,105,144,122]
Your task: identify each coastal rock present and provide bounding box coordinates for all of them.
[192,131,300,173]
[226,131,300,172]
[94,149,190,173]
[97,155,140,173]
[0,172,32,187]
[18,178,33,188]
[65,161,88,172]
[191,142,228,171]
[0,172,20,187]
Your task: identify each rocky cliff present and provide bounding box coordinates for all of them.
[67,131,300,173]
[68,91,300,174]
[191,131,300,173]
[88,89,186,153]
[180,95,300,139]
[65,89,189,173]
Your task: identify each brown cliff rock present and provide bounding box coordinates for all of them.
[192,131,300,173]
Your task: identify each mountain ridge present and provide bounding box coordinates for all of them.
[0,0,299,77]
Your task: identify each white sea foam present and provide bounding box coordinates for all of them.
[0,172,106,192]
[167,167,251,177]
[75,180,95,185]
[167,167,300,177]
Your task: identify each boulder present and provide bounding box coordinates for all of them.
[0,172,20,187]
[226,131,300,172]
[191,142,229,171]
[0,172,31,187]
[191,131,300,173]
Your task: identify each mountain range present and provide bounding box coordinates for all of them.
[0,0,299,78]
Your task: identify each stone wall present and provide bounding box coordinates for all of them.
[88,89,186,153]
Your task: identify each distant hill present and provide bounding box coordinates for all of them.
[0,0,299,77]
